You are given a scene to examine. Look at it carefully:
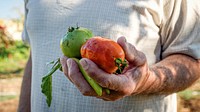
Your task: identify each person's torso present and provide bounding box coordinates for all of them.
[25,0,177,112]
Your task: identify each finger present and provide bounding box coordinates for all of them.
[80,58,131,92]
[67,58,96,96]
[97,90,126,101]
[117,36,146,66]
[60,56,71,81]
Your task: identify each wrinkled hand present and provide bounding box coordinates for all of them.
[60,36,150,101]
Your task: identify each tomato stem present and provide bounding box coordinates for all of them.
[105,88,110,94]
[68,26,80,32]
[72,58,103,96]
[115,58,128,74]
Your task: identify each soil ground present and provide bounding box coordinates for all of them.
[0,78,21,112]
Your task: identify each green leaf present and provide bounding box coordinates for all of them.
[115,58,128,74]
[41,74,52,107]
[41,59,61,107]
[46,60,55,66]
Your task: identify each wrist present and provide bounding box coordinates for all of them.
[131,63,152,95]
[133,66,164,95]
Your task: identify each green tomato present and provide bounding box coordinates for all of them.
[60,27,93,58]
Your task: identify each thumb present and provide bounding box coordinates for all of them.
[117,36,146,66]
[79,58,107,79]
[79,58,111,88]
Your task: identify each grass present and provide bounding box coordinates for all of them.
[0,95,17,102]
[178,90,200,100]
[177,80,200,112]
[0,41,30,78]
[178,79,200,100]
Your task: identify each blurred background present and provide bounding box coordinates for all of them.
[0,1,199,112]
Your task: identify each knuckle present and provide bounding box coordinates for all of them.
[125,44,136,61]
[60,56,68,64]
[109,96,122,101]
[81,89,92,96]
[131,69,142,81]
[121,88,133,96]
[119,80,134,96]
[129,43,136,52]
[101,78,112,88]
[138,51,147,63]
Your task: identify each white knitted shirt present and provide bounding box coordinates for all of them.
[22,0,200,112]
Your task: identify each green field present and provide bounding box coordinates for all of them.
[0,41,30,78]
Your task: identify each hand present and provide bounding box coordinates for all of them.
[60,37,150,101]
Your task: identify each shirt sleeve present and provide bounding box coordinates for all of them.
[160,0,200,59]
[22,0,30,45]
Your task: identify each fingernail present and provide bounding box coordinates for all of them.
[67,59,72,68]
[123,37,127,43]
[80,59,90,70]
[119,36,127,44]
[80,59,87,67]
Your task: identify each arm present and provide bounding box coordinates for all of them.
[60,37,200,101]
[139,54,200,95]
[18,52,32,112]
[94,37,200,96]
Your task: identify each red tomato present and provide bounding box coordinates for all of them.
[81,36,125,74]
